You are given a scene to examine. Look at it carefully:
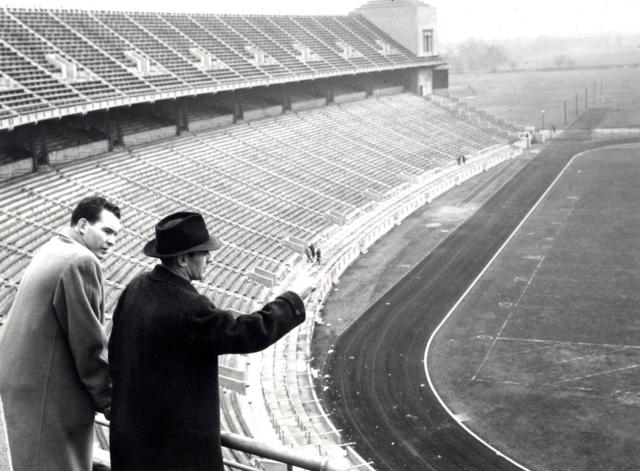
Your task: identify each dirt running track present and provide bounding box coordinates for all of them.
[320,110,640,470]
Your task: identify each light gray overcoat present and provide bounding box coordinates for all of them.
[0,229,111,471]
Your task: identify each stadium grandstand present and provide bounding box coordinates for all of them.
[0,1,525,470]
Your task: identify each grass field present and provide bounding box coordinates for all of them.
[449,66,640,130]
[430,144,640,470]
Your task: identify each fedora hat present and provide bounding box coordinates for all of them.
[143,211,221,258]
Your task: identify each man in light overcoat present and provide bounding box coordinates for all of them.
[0,196,121,471]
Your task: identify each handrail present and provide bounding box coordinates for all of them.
[94,417,348,471]
[220,431,347,471]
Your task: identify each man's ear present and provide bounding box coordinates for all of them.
[176,253,189,268]
[76,218,88,235]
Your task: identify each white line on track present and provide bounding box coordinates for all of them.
[423,147,597,471]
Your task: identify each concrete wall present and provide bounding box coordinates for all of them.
[291,97,327,112]
[243,104,283,122]
[373,86,405,97]
[49,140,110,164]
[123,126,176,146]
[0,158,32,181]
[334,91,367,104]
[356,2,438,57]
[407,67,433,96]
[189,114,234,132]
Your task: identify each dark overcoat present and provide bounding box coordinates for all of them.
[108,264,305,471]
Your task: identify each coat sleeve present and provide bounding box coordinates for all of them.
[180,291,306,355]
[52,255,111,411]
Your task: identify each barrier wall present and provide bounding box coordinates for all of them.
[188,114,234,133]
[291,98,327,112]
[49,140,110,164]
[333,91,367,104]
[0,158,32,181]
[373,86,405,97]
[243,105,284,122]
[123,126,176,146]
[592,128,640,135]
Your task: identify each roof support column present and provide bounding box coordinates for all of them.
[38,126,49,167]
[281,84,291,112]
[324,78,334,104]
[232,90,243,123]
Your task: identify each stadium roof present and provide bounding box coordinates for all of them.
[355,0,431,9]
[0,7,443,130]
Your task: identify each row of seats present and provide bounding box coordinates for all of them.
[427,94,521,139]
[0,93,508,325]
[0,7,433,121]
[252,310,351,465]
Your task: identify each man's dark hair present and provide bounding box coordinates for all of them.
[70,196,121,225]
[159,251,204,268]
[159,256,177,267]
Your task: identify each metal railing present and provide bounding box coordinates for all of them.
[94,417,348,471]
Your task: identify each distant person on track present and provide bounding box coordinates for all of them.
[0,195,121,471]
[108,211,316,471]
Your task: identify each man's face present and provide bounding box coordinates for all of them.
[185,251,211,281]
[79,209,121,260]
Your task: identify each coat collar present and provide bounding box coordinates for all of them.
[148,264,198,293]
[57,226,97,259]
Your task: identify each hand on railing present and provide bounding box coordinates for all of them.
[100,406,111,421]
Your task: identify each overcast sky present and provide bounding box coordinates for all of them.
[4,0,639,43]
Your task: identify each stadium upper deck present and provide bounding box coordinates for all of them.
[0,6,443,131]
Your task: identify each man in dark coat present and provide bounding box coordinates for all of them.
[108,211,315,471]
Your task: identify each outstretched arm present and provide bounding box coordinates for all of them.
[181,291,306,355]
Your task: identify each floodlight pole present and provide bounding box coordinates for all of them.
[541,110,545,130]
[585,88,588,109]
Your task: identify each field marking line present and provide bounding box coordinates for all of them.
[423,147,596,471]
[555,364,640,384]
[556,346,631,364]
[471,254,546,382]
[498,337,640,349]
[472,184,579,381]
